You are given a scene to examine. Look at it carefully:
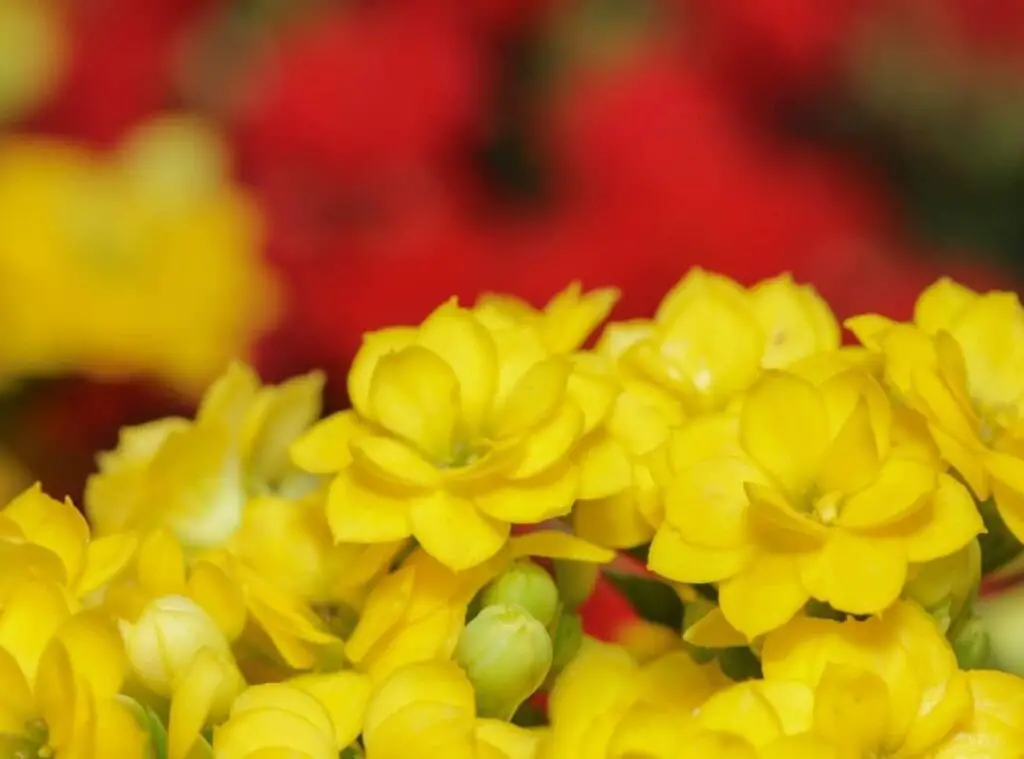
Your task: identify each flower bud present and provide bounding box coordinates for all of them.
[118,696,173,759]
[553,560,599,612]
[454,604,553,721]
[480,560,560,628]
[120,595,233,696]
[951,614,992,670]
[549,612,584,675]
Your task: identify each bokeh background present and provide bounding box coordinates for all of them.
[2,0,1024,501]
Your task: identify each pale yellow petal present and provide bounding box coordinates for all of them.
[347,327,418,420]
[410,491,509,570]
[327,469,413,544]
[718,555,808,640]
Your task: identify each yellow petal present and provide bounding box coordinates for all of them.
[197,362,260,433]
[350,435,440,490]
[289,671,372,748]
[915,278,977,334]
[746,483,827,550]
[683,607,749,649]
[893,474,984,563]
[0,648,33,731]
[77,532,137,596]
[947,292,1024,407]
[666,458,760,549]
[369,347,461,460]
[740,373,828,497]
[474,461,579,524]
[95,698,149,759]
[799,532,906,615]
[417,301,499,436]
[3,484,88,583]
[344,568,414,665]
[844,314,898,351]
[649,525,750,584]
[493,358,571,440]
[245,371,325,484]
[816,398,880,496]
[813,664,889,751]
[410,491,509,570]
[290,411,362,475]
[573,488,656,549]
[718,554,808,640]
[0,579,69,681]
[508,531,614,563]
[475,719,545,759]
[575,435,631,500]
[188,561,247,641]
[137,529,188,596]
[170,649,241,759]
[327,469,413,544]
[347,327,418,420]
[508,404,584,480]
[542,283,619,354]
[56,610,126,697]
[838,458,936,529]
[214,688,336,759]
[33,639,77,750]
[363,660,476,738]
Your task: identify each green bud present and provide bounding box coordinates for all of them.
[553,560,599,611]
[951,614,992,671]
[481,560,560,628]
[455,603,554,721]
[549,612,584,677]
[977,585,1024,676]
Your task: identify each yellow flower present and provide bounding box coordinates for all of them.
[650,366,984,639]
[0,483,136,605]
[361,659,540,759]
[761,600,972,756]
[0,0,64,123]
[293,299,618,570]
[344,531,610,683]
[598,270,838,415]
[87,364,325,549]
[474,282,620,355]
[930,670,1024,758]
[0,117,277,392]
[850,282,1024,546]
[540,641,728,758]
[0,579,148,758]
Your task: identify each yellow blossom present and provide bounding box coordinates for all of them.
[761,600,972,756]
[0,579,148,759]
[930,670,1024,758]
[0,483,136,605]
[540,640,728,758]
[650,365,984,639]
[292,299,620,570]
[474,282,620,355]
[361,659,540,759]
[0,117,277,392]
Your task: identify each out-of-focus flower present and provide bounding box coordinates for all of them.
[0,483,136,605]
[0,579,148,759]
[0,116,277,395]
[361,659,540,759]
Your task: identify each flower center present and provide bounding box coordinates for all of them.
[0,719,50,759]
[443,438,489,469]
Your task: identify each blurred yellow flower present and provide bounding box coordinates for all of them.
[87,364,324,549]
[540,641,727,758]
[930,670,1024,758]
[293,299,618,570]
[0,579,148,759]
[361,659,538,759]
[650,366,983,639]
[0,116,277,393]
[0,483,136,605]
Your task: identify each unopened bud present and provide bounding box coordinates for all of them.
[481,560,560,629]
[553,560,599,612]
[904,541,982,633]
[549,612,584,675]
[951,614,992,671]
[120,595,244,717]
[455,604,553,721]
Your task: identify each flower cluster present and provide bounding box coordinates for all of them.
[0,114,276,394]
[6,270,1024,758]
